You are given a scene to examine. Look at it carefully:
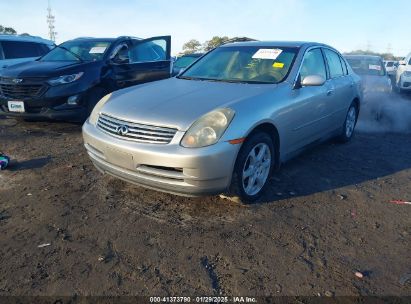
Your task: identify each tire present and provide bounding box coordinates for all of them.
[338,102,358,143]
[226,132,275,203]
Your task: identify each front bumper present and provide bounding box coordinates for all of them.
[82,120,240,196]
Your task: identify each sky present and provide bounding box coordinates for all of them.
[1,0,410,56]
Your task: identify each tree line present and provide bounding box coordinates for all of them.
[181,36,254,55]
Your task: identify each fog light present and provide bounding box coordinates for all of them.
[67,95,80,105]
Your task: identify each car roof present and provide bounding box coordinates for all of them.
[0,34,54,45]
[345,54,383,60]
[221,41,326,49]
[69,36,141,43]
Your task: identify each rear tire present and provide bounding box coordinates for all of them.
[338,103,358,143]
[225,132,275,203]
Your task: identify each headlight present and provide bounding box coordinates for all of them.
[181,108,235,148]
[48,72,84,86]
[403,71,411,77]
[89,93,112,125]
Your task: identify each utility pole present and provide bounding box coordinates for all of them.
[46,0,57,42]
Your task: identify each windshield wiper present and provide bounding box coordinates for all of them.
[56,46,84,62]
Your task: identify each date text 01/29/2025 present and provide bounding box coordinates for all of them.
[149,296,257,303]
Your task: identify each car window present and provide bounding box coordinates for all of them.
[40,40,111,62]
[1,41,50,59]
[300,48,327,82]
[181,46,298,84]
[174,56,200,69]
[323,49,344,78]
[408,58,411,65]
[129,39,166,63]
[340,56,348,75]
[345,57,385,76]
[386,62,394,67]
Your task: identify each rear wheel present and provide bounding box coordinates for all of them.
[226,132,275,203]
[338,103,358,142]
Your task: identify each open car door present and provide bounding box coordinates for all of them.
[110,36,171,89]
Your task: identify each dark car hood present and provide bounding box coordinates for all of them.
[0,60,101,78]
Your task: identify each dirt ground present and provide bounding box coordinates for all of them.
[0,92,410,298]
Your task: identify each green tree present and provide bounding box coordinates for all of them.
[344,49,401,61]
[0,25,17,35]
[203,36,229,52]
[181,39,202,55]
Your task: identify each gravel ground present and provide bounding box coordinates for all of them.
[0,93,410,298]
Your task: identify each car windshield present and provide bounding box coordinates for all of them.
[386,62,394,67]
[346,57,385,76]
[180,46,298,84]
[40,40,112,62]
[174,55,201,69]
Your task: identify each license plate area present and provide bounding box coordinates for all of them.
[7,101,25,112]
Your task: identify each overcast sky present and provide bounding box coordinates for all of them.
[1,0,410,56]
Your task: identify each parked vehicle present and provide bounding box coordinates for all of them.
[172,53,203,76]
[345,55,392,96]
[83,41,362,202]
[384,60,398,76]
[0,35,171,121]
[395,52,411,93]
[0,34,54,71]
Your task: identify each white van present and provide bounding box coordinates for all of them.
[0,35,54,71]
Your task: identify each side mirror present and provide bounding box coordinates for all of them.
[301,75,326,87]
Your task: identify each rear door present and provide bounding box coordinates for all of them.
[110,36,171,89]
[322,48,354,128]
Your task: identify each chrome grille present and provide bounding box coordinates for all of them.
[97,113,177,144]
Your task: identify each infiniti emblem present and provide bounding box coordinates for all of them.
[116,125,129,136]
[12,78,23,84]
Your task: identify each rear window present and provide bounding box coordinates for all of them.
[1,41,50,59]
[345,57,385,76]
[386,62,394,67]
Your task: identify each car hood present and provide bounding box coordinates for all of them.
[0,60,99,78]
[102,77,276,131]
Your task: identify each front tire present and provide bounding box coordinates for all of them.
[226,132,275,203]
[338,103,358,142]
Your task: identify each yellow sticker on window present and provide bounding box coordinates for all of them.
[273,62,284,68]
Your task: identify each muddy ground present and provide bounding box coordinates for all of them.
[0,93,410,298]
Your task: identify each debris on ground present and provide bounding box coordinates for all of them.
[37,243,51,248]
[0,153,10,170]
[389,200,411,205]
[399,273,411,285]
[355,271,364,279]
[324,290,334,297]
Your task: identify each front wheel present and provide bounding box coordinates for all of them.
[226,132,275,203]
[338,103,358,142]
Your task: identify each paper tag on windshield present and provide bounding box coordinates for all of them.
[89,46,107,54]
[252,49,283,60]
[369,64,381,71]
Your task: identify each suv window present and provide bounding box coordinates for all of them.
[340,56,348,75]
[408,57,411,65]
[324,49,344,78]
[300,48,327,81]
[129,39,166,63]
[1,41,49,59]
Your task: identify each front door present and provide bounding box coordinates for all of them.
[110,36,171,89]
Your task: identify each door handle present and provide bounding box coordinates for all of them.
[327,90,334,96]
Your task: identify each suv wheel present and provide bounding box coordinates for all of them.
[226,132,275,203]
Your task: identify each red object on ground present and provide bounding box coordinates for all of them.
[389,200,411,205]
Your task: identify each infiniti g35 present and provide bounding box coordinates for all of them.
[82,41,362,202]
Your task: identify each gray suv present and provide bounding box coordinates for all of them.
[0,35,54,71]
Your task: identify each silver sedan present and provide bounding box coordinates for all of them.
[82,41,362,203]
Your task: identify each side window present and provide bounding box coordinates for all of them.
[1,41,46,59]
[129,39,166,63]
[300,48,327,82]
[323,49,344,78]
[408,57,411,66]
[339,56,348,75]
